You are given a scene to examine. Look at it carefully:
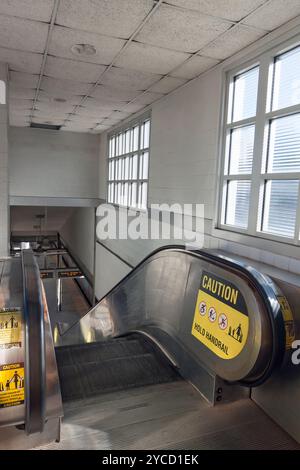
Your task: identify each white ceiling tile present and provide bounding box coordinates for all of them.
[49,25,125,65]
[38,90,82,104]
[31,117,65,125]
[57,0,154,39]
[200,25,266,60]
[66,118,98,126]
[10,98,33,110]
[136,4,231,53]
[83,97,123,112]
[62,122,95,133]
[34,100,76,113]
[115,42,191,75]
[101,66,162,91]
[243,0,300,31]
[44,56,106,82]
[76,107,111,119]
[122,102,147,113]
[9,86,36,100]
[69,114,102,124]
[171,55,219,79]
[0,15,48,53]
[0,0,55,22]
[85,96,128,109]
[10,71,39,88]
[92,125,111,133]
[129,91,163,106]
[166,1,267,22]
[91,85,140,102]
[100,118,120,126]
[0,48,42,74]
[149,76,187,94]
[110,111,132,120]
[33,111,69,120]
[40,76,91,96]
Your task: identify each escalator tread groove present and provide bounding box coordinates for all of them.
[56,335,181,402]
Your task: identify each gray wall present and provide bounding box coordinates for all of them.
[9,127,100,199]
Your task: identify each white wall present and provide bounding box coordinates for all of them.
[94,242,131,300]
[60,207,95,279]
[149,68,221,219]
[9,127,100,200]
[95,19,300,293]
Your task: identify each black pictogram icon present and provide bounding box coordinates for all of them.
[228,323,243,343]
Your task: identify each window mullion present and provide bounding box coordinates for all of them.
[294,181,300,244]
[248,55,271,235]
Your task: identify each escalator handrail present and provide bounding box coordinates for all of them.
[60,244,286,386]
[22,250,46,434]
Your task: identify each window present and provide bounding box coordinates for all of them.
[0,81,6,105]
[219,41,300,244]
[107,116,150,210]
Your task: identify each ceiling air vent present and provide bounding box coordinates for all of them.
[30,123,62,131]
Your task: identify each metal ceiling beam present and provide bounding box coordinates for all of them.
[29,0,61,125]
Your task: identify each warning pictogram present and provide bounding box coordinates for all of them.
[198,301,207,316]
[228,323,243,343]
[0,363,24,408]
[191,271,249,360]
[0,310,22,349]
[208,307,217,322]
[218,313,228,330]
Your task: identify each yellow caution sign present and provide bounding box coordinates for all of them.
[191,271,249,360]
[0,363,25,408]
[0,310,22,350]
[277,296,295,349]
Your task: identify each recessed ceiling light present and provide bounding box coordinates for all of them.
[71,43,97,57]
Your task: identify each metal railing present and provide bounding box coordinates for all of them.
[21,250,46,434]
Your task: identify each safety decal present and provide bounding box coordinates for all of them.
[191,271,249,360]
[277,296,295,349]
[0,309,22,349]
[0,363,24,408]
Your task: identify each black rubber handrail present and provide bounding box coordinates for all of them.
[22,250,46,434]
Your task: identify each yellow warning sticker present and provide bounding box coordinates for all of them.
[191,271,249,360]
[277,296,295,349]
[0,363,25,408]
[0,310,22,349]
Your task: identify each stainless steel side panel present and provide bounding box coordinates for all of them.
[57,249,276,386]
[252,278,300,443]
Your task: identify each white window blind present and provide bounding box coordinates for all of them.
[220,40,300,245]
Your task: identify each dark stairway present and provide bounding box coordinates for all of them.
[55,334,181,402]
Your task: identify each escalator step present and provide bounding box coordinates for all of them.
[56,338,151,366]
[56,336,180,402]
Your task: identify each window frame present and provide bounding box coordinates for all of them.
[106,112,151,211]
[217,34,300,247]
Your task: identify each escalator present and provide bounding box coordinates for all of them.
[0,246,299,449]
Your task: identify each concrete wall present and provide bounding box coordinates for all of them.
[0,63,9,257]
[9,127,100,200]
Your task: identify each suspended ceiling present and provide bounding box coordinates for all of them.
[1,0,300,134]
